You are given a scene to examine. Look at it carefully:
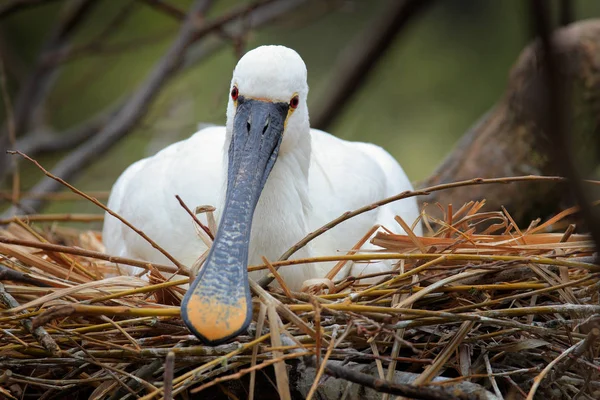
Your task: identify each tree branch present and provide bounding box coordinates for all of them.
[1,0,307,217]
[0,0,97,181]
[310,0,434,131]
[303,357,496,400]
[138,0,188,21]
[0,0,62,20]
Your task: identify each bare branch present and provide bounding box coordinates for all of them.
[12,0,98,133]
[16,98,120,155]
[304,356,489,400]
[138,0,188,21]
[2,0,308,217]
[0,0,97,180]
[310,0,434,131]
[0,0,62,20]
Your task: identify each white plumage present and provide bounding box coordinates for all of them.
[103,45,420,343]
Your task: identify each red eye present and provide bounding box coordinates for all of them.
[231,86,239,101]
[290,95,299,109]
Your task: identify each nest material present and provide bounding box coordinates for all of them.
[0,201,599,400]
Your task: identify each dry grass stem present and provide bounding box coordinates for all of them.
[0,178,598,398]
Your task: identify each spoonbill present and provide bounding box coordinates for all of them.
[103,45,421,344]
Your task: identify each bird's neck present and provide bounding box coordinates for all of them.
[221,126,314,285]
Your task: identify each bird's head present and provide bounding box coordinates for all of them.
[181,46,310,345]
[225,45,310,155]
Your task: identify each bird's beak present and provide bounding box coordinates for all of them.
[181,97,289,344]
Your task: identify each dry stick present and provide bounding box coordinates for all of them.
[384,262,417,400]
[139,0,188,20]
[263,256,293,298]
[0,191,109,201]
[0,282,60,356]
[13,218,97,280]
[87,278,189,304]
[277,175,566,261]
[0,0,227,216]
[553,327,600,376]
[0,263,50,287]
[249,279,319,342]
[0,0,63,19]
[413,321,475,385]
[303,356,465,400]
[325,224,381,281]
[69,339,151,398]
[0,213,104,224]
[306,326,338,400]
[445,273,598,313]
[38,303,600,323]
[267,303,292,400]
[141,331,274,400]
[0,236,180,274]
[248,303,267,400]
[175,194,213,240]
[255,253,600,273]
[99,315,141,351]
[526,340,580,400]
[7,150,188,274]
[311,0,435,130]
[190,352,310,394]
[163,351,176,400]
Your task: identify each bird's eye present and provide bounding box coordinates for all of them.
[231,86,239,101]
[290,95,299,109]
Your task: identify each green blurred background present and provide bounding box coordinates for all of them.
[2,0,600,215]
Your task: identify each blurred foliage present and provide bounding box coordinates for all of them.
[1,0,600,215]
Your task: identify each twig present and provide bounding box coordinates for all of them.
[311,0,435,130]
[0,213,103,224]
[163,351,175,400]
[175,194,213,240]
[0,264,49,286]
[526,339,580,400]
[278,176,566,261]
[304,355,470,400]
[9,150,187,274]
[11,0,98,135]
[306,326,338,400]
[1,0,306,217]
[0,236,179,274]
[0,0,62,20]
[138,0,189,21]
[0,282,60,356]
[413,321,475,385]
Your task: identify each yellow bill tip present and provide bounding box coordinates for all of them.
[182,292,250,344]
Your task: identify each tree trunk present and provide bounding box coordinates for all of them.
[420,19,600,225]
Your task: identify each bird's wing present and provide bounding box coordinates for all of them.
[349,140,422,235]
[307,129,420,278]
[103,127,227,270]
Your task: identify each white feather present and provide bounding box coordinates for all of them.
[103,45,421,290]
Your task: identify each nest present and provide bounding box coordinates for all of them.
[0,200,599,400]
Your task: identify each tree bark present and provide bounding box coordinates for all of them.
[420,19,600,226]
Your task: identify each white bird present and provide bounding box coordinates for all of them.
[103,45,421,345]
